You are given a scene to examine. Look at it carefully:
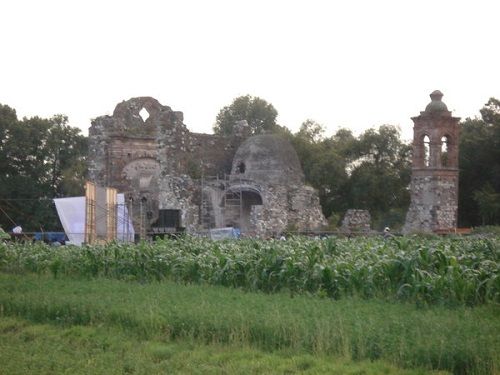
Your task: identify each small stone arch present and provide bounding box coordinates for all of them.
[440,134,451,167]
[422,134,431,167]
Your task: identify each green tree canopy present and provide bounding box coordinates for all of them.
[291,123,411,230]
[290,121,349,223]
[213,95,279,136]
[0,104,87,232]
[459,97,500,226]
[296,119,325,143]
[344,125,411,229]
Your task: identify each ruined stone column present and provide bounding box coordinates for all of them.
[88,117,111,186]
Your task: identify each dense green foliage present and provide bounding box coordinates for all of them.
[459,98,500,227]
[0,104,87,232]
[0,317,443,375]
[290,122,411,229]
[213,95,280,136]
[0,274,497,374]
[1,236,498,306]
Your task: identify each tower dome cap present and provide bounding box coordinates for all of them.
[425,90,448,113]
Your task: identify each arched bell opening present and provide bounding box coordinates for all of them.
[423,135,431,167]
[441,135,450,167]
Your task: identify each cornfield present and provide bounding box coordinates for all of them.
[1,236,498,306]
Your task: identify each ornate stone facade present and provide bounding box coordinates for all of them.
[403,91,460,233]
[88,97,327,237]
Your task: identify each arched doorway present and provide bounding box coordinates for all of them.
[223,186,263,232]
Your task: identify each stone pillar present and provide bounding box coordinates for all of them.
[88,117,111,186]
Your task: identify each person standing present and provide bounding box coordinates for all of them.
[11,225,23,241]
[383,227,393,239]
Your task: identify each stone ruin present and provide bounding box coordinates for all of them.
[88,97,327,238]
[403,91,460,233]
[341,209,371,233]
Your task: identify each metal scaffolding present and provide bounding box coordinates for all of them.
[199,174,243,231]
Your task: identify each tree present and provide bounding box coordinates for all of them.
[480,97,500,125]
[291,122,351,225]
[45,115,88,197]
[459,98,500,226]
[473,184,500,225]
[0,104,19,177]
[296,119,325,143]
[344,125,411,229]
[352,125,410,169]
[0,105,88,232]
[290,123,411,229]
[213,95,279,136]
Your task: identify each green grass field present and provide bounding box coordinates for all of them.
[0,236,498,374]
[0,316,449,375]
[0,273,498,374]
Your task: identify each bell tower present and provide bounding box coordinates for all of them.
[403,91,460,233]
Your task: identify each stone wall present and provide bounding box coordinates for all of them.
[287,185,327,233]
[404,173,458,233]
[341,209,371,233]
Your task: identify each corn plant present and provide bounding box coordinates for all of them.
[0,235,498,306]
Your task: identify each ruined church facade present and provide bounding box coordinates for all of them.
[88,97,326,237]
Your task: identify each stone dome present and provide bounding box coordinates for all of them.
[231,134,304,184]
[424,90,449,113]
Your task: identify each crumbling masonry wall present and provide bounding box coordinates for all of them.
[341,209,371,233]
[88,97,327,237]
[88,97,241,231]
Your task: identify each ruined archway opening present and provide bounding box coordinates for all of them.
[240,190,262,231]
[242,190,262,206]
[423,135,430,167]
[223,188,262,231]
[441,135,449,167]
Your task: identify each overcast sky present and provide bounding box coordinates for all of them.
[1,0,499,140]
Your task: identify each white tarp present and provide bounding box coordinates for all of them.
[53,194,134,246]
[209,227,241,240]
